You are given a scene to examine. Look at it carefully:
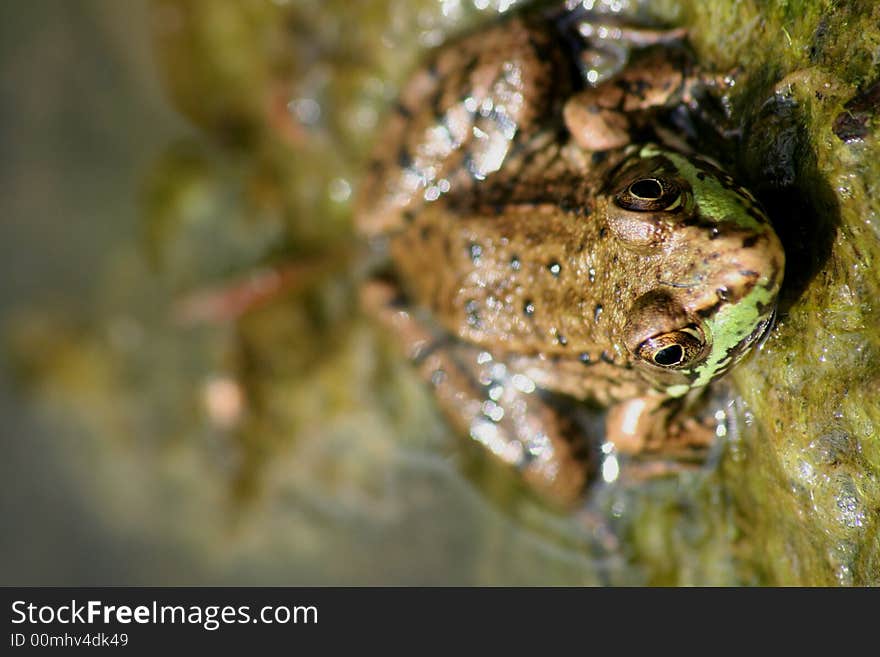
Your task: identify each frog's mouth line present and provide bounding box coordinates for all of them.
[658,278,699,289]
[703,305,777,378]
[675,299,778,393]
[751,306,778,351]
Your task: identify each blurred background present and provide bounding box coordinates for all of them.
[2,0,878,585]
[0,0,628,586]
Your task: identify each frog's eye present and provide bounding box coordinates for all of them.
[635,327,704,369]
[615,177,682,212]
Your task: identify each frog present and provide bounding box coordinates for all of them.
[354,5,784,505]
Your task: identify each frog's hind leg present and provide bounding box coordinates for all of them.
[361,279,596,506]
[605,390,720,485]
[355,17,573,239]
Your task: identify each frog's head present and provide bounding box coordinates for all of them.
[603,144,784,396]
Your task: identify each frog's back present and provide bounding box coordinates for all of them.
[386,134,628,353]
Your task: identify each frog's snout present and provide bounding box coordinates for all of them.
[703,226,785,322]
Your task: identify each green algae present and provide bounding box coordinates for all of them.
[4,0,879,585]
[673,1,880,585]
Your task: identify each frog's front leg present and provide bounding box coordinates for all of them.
[361,280,595,505]
[605,391,717,479]
[563,44,715,151]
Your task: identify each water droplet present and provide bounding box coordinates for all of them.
[490,362,507,380]
[482,400,505,422]
[202,376,243,429]
[328,177,351,203]
[289,97,321,125]
[465,299,481,327]
[601,453,620,483]
[511,373,535,394]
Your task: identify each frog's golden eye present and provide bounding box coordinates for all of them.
[615,177,682,212]
[635,327,704,369]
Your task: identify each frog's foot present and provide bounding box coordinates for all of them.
[361,279,596,506]
[605,394,716,479]
[566,21,688,89]
[563,44,696,152]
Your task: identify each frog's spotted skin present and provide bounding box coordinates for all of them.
[383,141,783,403]
[356,11,784,502]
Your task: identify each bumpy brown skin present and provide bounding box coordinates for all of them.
[394,146,782,399]
[356,13,782,504]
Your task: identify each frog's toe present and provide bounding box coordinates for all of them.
[605,395,716,465]
[563,94,632,152]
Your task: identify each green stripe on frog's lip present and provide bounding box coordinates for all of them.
[689,279,777,390]
[665,383,690,397]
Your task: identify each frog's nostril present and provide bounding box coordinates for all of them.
[629,178,663,200]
